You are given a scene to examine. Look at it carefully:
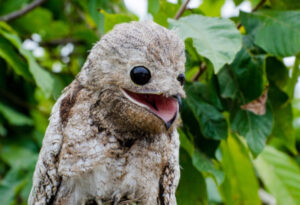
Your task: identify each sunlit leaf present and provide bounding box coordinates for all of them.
[101,10,138,33]
[240,10,300,57]
[200,0,226,17]
[169,15,242,73]
[153,1,180,27]
[220,134,261,205]
[148,0,160,15]
[254,146,300,205]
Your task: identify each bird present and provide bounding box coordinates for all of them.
[28,21,186,205]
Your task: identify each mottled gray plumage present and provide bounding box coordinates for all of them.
[29,21,186,205]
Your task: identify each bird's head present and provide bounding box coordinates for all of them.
[79,21,186,135]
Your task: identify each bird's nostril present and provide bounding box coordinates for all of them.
[177,73,185,85]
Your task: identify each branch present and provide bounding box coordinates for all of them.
[252,0,267,12]
[174,0,191,20]
[0,0,47,22]
[191,62,207,82]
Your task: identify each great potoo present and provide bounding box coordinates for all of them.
[28,21,186,205]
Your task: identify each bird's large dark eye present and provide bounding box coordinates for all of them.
[177,73,185,85]
[130,66,151,85]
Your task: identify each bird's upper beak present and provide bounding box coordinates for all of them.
[121,89,182,130]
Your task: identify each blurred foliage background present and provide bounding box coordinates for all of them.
[0,0,299,204]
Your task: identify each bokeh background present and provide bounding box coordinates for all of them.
[0,0,299,204]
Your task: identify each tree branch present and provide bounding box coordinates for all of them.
[191,62,207,82]
[174,0,191,20]
[0,0,47,22]
[252,0,267,12]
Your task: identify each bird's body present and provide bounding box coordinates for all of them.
[29,21,185,205]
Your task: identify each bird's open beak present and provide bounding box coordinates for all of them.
[121,89,181,130]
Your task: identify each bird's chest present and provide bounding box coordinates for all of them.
[60,136,171,204]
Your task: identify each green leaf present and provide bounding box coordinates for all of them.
[179,129,194,157]
[0,123,7,136]
[0,168,30,205]
[179,129,224,184]
[153,1,180,27]
[102,11,138,33]
[12,8,69,40]
[0,145,38,169]
[148,0,160,15]
[233,0,243,6]
[88,0,105,34]
[169,15,242,73]
[200,0,226,17]
[230,36,265,102]
[206,177,222,203]
[254,146,300,205]
[192,150,224,185]
[240,11,300,57]
[231,108,273,156]
[269,0,300,10]
[185,82,228,140]
[177,149,208,205]
[217,66,238,100]
[266,57,288,89]
[270,103,296,154]
[0,37,32,81]
[0,103,33,126]
[0,23,56,98]
[220,134,261,205]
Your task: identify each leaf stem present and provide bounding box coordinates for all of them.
[174,0,191,20]
[0,0,47,22]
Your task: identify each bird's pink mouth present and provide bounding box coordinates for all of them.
[122,89,179,129]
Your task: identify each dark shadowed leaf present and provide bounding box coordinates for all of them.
[179,130,224,184]
[0,103,33,126]
[217,65,238,100]
[269,0,300,10]
[176,149,208,205]
[231,107,273,156]
[0,38,32,81]
[185,82,228,140]
[230,37,265,103]
[0,23,59,98]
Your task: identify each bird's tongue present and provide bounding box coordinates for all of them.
[124,90,178,123]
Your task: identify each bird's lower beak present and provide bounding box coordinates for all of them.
[122,89,182,130]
